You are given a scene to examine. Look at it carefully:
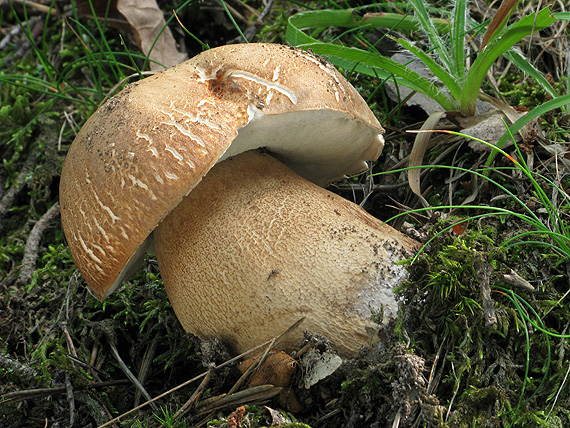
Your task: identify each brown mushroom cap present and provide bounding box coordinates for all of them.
[60,43,385,300]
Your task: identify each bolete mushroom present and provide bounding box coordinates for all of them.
[60,43,419,357]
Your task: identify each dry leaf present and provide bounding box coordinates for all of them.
[117,0,187,70]
[227,405,246,428]
[408,111,446,208]
[481,0,522,50]
[264,406,294,425]
[238,350,302,412]
[238,350,297,388]
[299,348,343,389]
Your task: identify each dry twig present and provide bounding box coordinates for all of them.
[97,317,304,428]
[17,202,61,285]
[0,154,36,224]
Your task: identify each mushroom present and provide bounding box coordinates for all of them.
[60,43,419,357]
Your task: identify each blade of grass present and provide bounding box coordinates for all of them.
[450,0,468,80]
[553,12,570,20]
[488,93,570,166]
[286,9,450,47]
[298,42,457,110]
[219,0,248,43]
[436,129,569,249]
[392,36,461,99]
[504,49,562,105]
[64,17,123,99]
[408,0,453,73]
[378,163,547,229]
[494,287,551,419]
[462,7,555,115]
[84,0,125,83]
[480,0,522,49]
[0,75,97,105]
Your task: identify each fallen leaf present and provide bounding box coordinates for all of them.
[408,111,446,208]
[457,110,521,152]
[227,405,246,428]
[117,0,187,70]
[238,350,297,388]
[238,350,302,412]
[264,406,294,426]
[452,220,469,235]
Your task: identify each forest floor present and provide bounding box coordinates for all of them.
[2,0,570,427]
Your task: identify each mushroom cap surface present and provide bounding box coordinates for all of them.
[59,43,385,300]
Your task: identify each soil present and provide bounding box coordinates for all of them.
[2,1,570,427]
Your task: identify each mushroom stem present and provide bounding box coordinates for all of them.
[154,150,419,357]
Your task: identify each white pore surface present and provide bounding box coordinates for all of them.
[220,109,383,186]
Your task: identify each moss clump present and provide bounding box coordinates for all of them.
[394,214,570,427]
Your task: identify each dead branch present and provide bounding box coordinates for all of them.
[17,202,60,286]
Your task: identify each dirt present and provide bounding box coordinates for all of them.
[2,1,570,427]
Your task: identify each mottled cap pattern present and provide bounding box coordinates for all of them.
[59,43,385,300]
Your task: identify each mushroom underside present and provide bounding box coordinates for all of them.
[222,110,384,185]
[154,150,419,357]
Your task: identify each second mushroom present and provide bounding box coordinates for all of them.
[60,43,419,357]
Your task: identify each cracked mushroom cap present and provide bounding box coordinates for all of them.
[59,43,385,300]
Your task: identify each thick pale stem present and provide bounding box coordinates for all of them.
[154,150,419,356]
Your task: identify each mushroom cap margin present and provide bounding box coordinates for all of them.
[59,43,385,300]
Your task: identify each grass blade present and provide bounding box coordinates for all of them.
[480,0,521,49]
[286,9,450,46]
[488,93,570,164]
[504,49,561,103]
[450,0,468,81]
[298,42,457,110]
[462,7,555,115]
[393,37,461,99]
[408,0,453,73]
[553,12,570,20]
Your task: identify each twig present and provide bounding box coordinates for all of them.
[243,3,273,41]
[17,202,60,285]
[2,0,62,16]
[97,317,304,428]
[0,153,36,224]
[231,0,275,43]
[195,384,282,414]
[228,338,276,395]
[102,329,158,411]
[547,359,570,419]
[0,352,39,386]
[392,409,401,428]
[500,268,535,291]
[0,380,129,405]
[173,368,212,420]
[228,0,260,17]
[0,24,21,50]
[445,362,460,422]
[61,321,78,358]
[426,339,447,395]
[134,336,159,407]
[65,372,76,427]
